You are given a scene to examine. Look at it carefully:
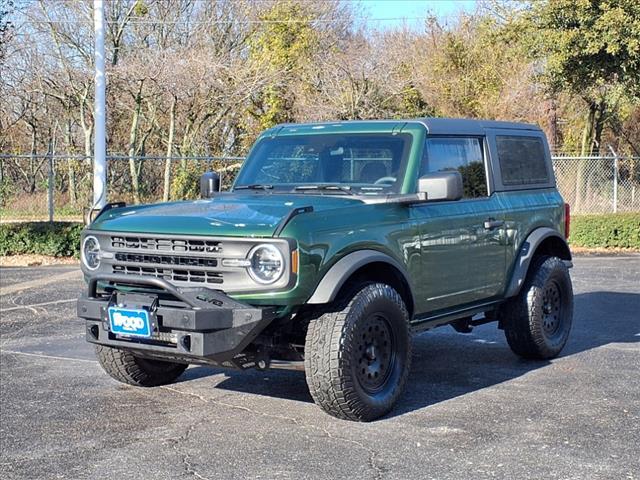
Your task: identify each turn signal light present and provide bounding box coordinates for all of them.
[291,249,299,275]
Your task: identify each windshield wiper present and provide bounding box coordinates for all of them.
[293,185,355,195]
[234,184,274,191]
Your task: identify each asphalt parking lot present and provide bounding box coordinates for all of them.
[1,255,639,480]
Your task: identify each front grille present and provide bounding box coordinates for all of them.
[114,252,217,268]
[92,231,290,292]
[111,235,222,254]
[112,264,223,284]
[108,235,226,286]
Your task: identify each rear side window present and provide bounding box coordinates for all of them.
[422,137,488,198]
[496,136,549,186]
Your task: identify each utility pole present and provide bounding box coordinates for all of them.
[93,0,107,209]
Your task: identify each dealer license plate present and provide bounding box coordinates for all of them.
[108,307,151,338]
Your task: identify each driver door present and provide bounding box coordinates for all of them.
[412,136,506,312]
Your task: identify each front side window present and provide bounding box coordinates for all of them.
[235,134,412,194]
[496,135,549,186]
[421,137,488,198]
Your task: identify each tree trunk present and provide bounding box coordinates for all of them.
[29,126,37,194]
[163,96,176,202]
[79,84,94,197]
[128,82,144,204]
[111,2,136,67]
[592,101,606,155]
[180,117,195,170]
[576,99,607,212]
[546,98,558,153]
[65,118,77,204]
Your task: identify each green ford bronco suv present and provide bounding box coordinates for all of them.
[78,118,573,421]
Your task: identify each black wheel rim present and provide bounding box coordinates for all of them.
[355,313,395,394]
[542,280,562,337]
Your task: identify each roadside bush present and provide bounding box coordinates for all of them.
[0,215,637,258]
[570,213,640,249]
[170,164,201,200]
[0,222,83,257]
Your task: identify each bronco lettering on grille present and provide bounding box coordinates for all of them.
[114,252,218,268]
[111,236,222,254]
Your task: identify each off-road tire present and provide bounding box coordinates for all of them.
[95,345,187,387]
[304,282,412,421]
[502,256,573,360]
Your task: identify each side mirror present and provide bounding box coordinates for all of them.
[83,202,126,226]
[200,172,220,198]
[418,171,463,202]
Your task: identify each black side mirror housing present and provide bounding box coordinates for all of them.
[83,202,126,226]
[200,172,220,198]
[418,171,463,201]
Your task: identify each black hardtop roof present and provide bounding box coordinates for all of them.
[419,117,541,134]
[275,117,542,135]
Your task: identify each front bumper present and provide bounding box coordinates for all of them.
[77,274,275,368]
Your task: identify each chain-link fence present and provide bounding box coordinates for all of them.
[552,156,640,214]
[1,153,639,222]
[0,155,243,221]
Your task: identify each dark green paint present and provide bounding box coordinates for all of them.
[88,120,566,319]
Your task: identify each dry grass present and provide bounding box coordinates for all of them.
[0,254,80,267]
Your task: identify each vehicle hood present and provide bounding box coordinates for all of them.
[90,193,363,237]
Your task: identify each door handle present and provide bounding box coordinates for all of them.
[484,219,504,230]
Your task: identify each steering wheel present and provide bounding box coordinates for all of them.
[374,176,397,185]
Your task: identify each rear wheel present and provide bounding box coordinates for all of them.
[304,282,412,421]
[95,345,187,387]
[502,256,573,359]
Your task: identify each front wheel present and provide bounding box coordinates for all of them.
[304,283,412,421]
[95,345,188,387]
[502,256,573,360]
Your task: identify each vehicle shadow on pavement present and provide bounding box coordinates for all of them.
[177,291,640,416]
[178,366,313,403]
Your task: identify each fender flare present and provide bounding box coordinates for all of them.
[505,227,572,298]
[307,249,413,305]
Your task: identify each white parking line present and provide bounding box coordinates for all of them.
[0,298,77,312]
[0,269,82,296]
[1,350,97,364]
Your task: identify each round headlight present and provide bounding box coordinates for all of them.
[247,244,284,284]
[82,235,101,270]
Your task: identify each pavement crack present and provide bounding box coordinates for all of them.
[182,454,210,480]
[309,425,385,480]
[160,385,386,479]
[161,386,302,426]
[166,421,211,480]
[161,385,210,403]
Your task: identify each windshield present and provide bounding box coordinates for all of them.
[234,133,413,194]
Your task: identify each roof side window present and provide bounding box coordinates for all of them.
[496,135,549,186]
[421,137,488,198]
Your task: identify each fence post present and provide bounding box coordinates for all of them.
[48,143,54,223]
[613,156,619,213]
[608,146,618,214]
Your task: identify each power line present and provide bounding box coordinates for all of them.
[15,17,432,26]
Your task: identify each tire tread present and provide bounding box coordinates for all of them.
[502,256,573,360]
[95,345,187,387]
[304,283,411,421]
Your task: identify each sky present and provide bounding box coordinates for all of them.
[358,0,478,30]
